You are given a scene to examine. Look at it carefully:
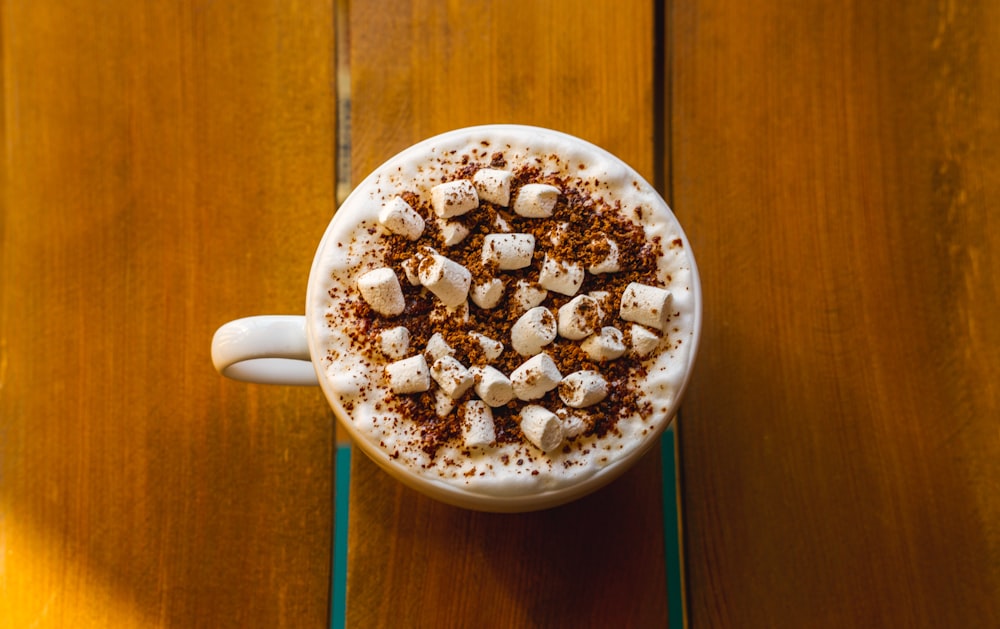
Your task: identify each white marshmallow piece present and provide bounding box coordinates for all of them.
[558,370,609,408]
[538,255,585,296]
[619,282,673,331]
[630,324,661,357]
[557,294,602,340]
[357,267,406,316]
[472,366,515,407]
[379,326,410,359]
[588,290,613,312]
[401,257,421,286]
[429,300,470,326]
[385,355,430,394]
[482,233,535,270]
[401,246,439,286]
[425,333,454,361]
[378,196,425,240]
[472,168,512,206]
[434,388,457,417]
[431,355,475,400]
[587,237,621,274]
[581,326,627,362]
[511,306,557,356]
[519,405,565,452]
[469,332,504,361]
[556,408,591,439]
[418,254,472,307]
[511,353,563,401]
[513,183,560,218]
[493,213,512,232]
[512,280,548,312]
[436,218,470,246]
[461,400,496,448]
[470,277,504,309]
[546,222,570,247]
[431,179,479,218]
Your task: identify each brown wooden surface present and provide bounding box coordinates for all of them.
[345,1,671,627]
[1,1,337,627]
[671,0,1000,626]
[4,0,1000,627]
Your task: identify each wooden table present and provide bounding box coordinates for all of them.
[3,1,998,627]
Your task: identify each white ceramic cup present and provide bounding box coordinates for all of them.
[212,125,702,512]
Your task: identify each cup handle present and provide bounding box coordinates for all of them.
[211,315,318,386]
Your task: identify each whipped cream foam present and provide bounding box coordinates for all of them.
[307,126,699,500]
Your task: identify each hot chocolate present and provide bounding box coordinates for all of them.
[307,126,698,501]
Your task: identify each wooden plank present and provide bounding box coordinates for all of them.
[349,0,657,182]
[670,0,1000,625]
[345,1,668,626]
[0,2,337,627]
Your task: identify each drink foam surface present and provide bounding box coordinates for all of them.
[307,126,698,498]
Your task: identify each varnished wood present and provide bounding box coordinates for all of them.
[6,0,998,626]
[345,1,670,626]
[1,2,337,627]
[671,0,1000,626]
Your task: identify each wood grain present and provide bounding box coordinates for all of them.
[345,1,671,626]
[670,0,1000,626]
[1,2,337,627]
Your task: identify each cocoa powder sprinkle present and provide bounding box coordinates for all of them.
[333,153,666,460]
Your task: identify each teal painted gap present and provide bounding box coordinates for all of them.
[331,444,351,629]
[661,425,685,628]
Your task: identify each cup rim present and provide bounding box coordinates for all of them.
[304,124,702,512]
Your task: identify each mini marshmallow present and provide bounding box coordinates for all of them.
[588,290,613,312]
[469,332,504,361]
[472,168,512,206]
[581,326,627,362]
[557,294,602,340]
[401,246,439,286]
[357,267,406,316]
[558,370,609,408]
[461,400,496,448]
[630,324,661,357]
[546,222,569,247]
[436,218,470,246]
[587,236,621,274]
[511,306,557,356]
[538,255,584,296]
[471,366,515,407]
[401,257,422,286]
[513,183,560,218]
[431,179,478,218]
[429,300,470,326]
[385,355,430,394]
[470,277,504,309]
[482,233,535,270]
[434,388,457,417]
[418,254,472,307]
[556,408,591,439]
[379,326,410,359]
[519,405,565,452]
[431,355,475,399]
[619,282,673,331]
[512,280,548,312]
[493,213,512,232]
[378,196,424,240]
[511,353,563,400]
[425,333,454,361]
